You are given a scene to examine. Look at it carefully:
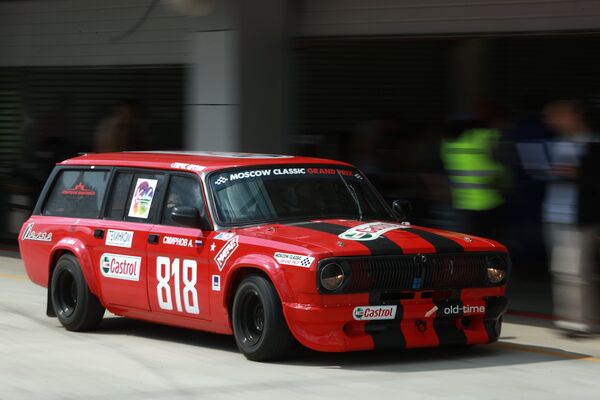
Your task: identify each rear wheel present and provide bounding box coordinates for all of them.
[232,275,294,361]
[51,254,105,331]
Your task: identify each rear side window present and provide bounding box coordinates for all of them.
[105,172,134,220]
[42,169,110,218]
[124,172,166,223]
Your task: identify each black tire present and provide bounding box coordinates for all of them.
[50,254,105,331]
[232,275,294,361]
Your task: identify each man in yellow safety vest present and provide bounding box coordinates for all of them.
[441,126,508,239]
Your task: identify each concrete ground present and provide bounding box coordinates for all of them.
[2,252,600,400]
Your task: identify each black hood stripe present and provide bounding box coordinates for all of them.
[296,222,403,256]
[294,222,464,254]
[402,228,464,253]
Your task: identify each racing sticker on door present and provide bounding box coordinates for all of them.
[128,178,158,219]
[100,253,141,281]
[156,257,200,314]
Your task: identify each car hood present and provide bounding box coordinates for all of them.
[235,219,505,258]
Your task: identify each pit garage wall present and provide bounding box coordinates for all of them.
[299,0,600,36]
[0,0,240,154]
[0,0,235,66]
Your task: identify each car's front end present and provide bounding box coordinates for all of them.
[206,162,509,353]
[233,219,508,352]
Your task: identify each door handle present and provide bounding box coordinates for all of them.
[148,234,160,244]
[93,229,104,239]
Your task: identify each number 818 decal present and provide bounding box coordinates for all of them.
[156,257,200,314]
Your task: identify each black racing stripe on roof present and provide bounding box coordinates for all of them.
[295,222,403,256]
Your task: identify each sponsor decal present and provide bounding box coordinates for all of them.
[162,236,193,248]
[214,232,236,241]
[170,162,204,172]
[128,178,158,219]
[274,252,315,268]
[100,253,141,281]
[215,176,228,185]
[228,168,306,182]
[425,305,439,318]
[22,223,53,242]
[214,236,239,271]
[59,238,78,246]
[338,222,407,241]
[306,168,353,177]
[213,167,363,186]
[353,305,397,321]
[61,182,96,196]
[105,229,133,248]
[212,275,221,291]
[442,304,486,316]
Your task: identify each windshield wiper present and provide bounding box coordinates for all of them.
[336,169,363,221]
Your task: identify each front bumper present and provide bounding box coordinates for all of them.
[282,287,507,352]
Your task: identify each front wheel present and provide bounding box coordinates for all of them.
[51,254,105,331]
[232,275,294,361]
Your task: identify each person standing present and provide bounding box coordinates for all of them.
[543,100,600,335]
[440,116,509,239]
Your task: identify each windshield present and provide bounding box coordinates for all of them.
[208,165,394,225]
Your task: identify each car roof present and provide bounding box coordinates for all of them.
[60,151,353,173]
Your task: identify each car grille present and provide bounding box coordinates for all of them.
[318,253,508,294]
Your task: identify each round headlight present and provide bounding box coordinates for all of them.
[320,263,345,291]
[487,267,505,284]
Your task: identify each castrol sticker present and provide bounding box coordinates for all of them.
[353,305,397,321]
[338,222,407,241]
[100,253,141,281]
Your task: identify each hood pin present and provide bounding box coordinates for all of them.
[337,241,345,247]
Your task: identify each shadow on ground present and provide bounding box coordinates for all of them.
[87,315,595,372]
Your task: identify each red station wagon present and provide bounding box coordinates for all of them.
[19,151,509,361]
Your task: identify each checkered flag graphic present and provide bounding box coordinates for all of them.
[300,257,311,267]
[215,176,228,185]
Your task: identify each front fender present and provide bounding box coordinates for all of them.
[49,238,100,297]
[223,253,296,307]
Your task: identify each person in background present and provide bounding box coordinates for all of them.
[543,100,600,336]
[440,111,509,240]
[93,100,143,152]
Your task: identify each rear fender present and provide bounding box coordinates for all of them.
[49,238,100,297]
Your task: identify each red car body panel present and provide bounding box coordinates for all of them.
[19,151,509,352]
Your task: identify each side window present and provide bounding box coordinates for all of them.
[161,175,205,226]
[105,172,134,220]
[124,173,166,223]
[42,169,110,218]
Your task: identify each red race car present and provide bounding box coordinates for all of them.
[19,151,509,361]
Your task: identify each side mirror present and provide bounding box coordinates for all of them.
[171,206,211,230]
[392,199,412,221]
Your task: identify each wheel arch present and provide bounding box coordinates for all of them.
[48,239,100,299]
